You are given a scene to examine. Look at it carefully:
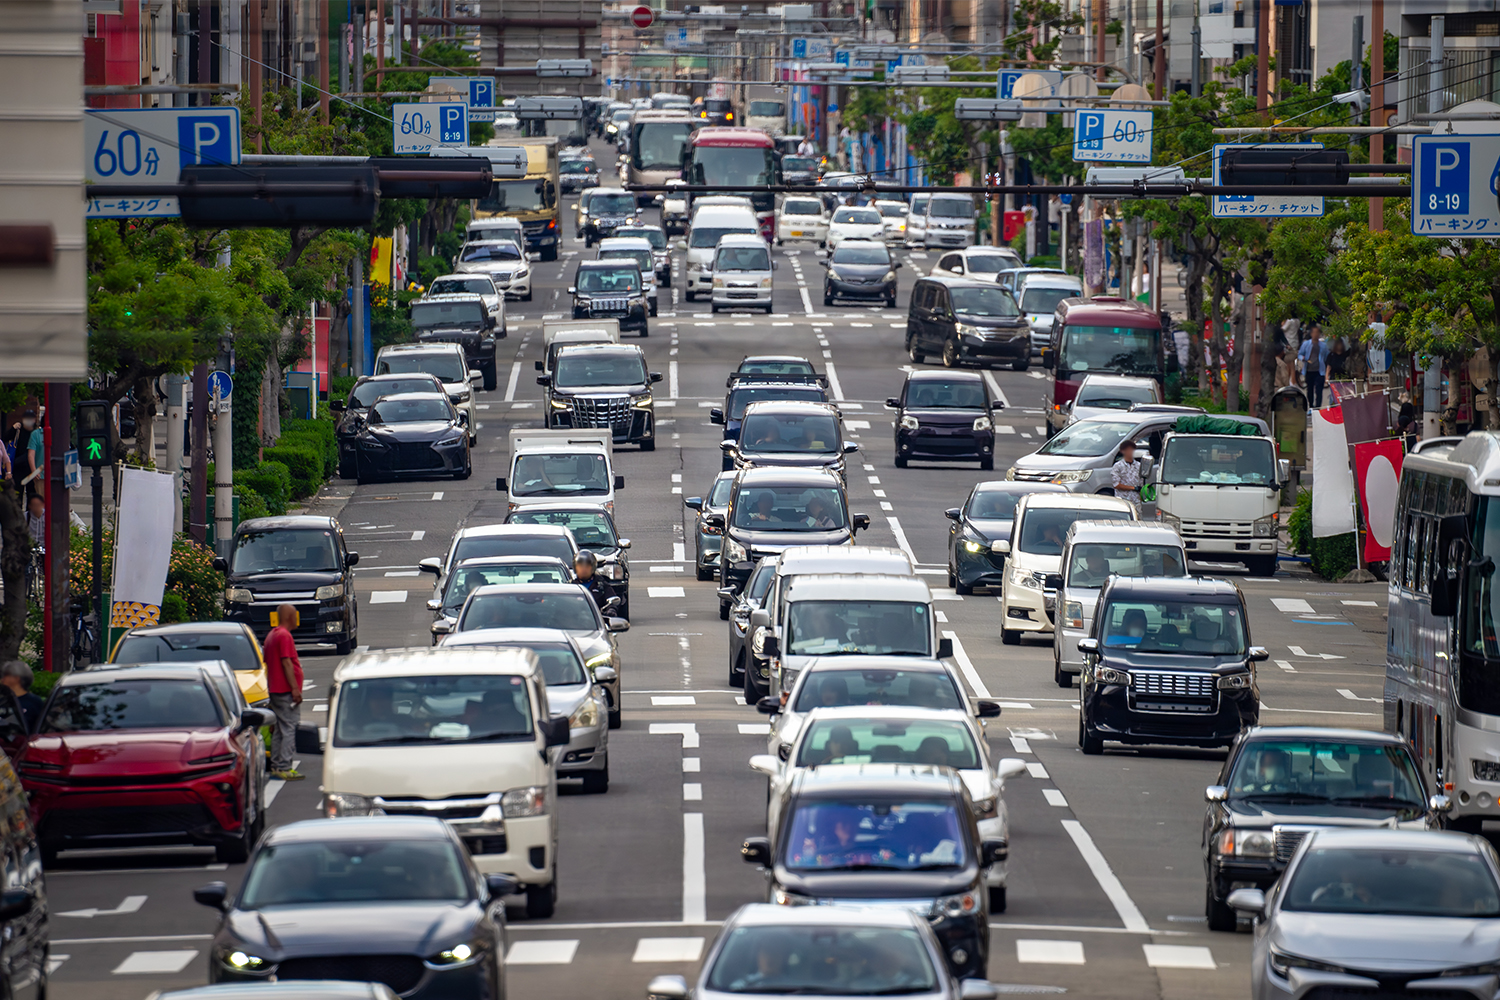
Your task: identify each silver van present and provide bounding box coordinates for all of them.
[921,193,976,249]
[1052,521,1188,687]
[710,234,776,313]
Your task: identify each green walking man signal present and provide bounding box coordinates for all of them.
[76,400,114,469]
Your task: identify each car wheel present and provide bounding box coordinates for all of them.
[710,304,719,314]
[650,301,658,317]
[955,579,973,596]
[942,339,960,368]
[823,292,834,307]
[608,705,621,730]
[685,290,696,302]
[456,454,472,480]
[894,453,907,468]
[1012,355,1030,372]
[1079,713,1103,755]
[1247,554,1277,577]
[338,456,355,480]
[948,566,956,588]
[907,336,926,364]
[886,294,897,309]
[584,235,593,248]
[1206,884,1238,932]
[215,809,253,864]
[355,457,371,486]
[335,634,355,655]
[980,456,994,472]
[542,246,558,262]
[989,886,1007,913]
[1001,628,1020,646]
[580,761,609,794]
[776,237,783,246]
[641,437,655,452]
[525,881,557,919]
[731,649,745,686]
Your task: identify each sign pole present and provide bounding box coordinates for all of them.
[90,465,103,664]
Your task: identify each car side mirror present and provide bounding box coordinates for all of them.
[937,636,954,658]
[944,508,962,521]
[991,400,1006,410]
[418,557,442,574]
[761,634,780,658]
[567,286,577,294]
[772,261,779,270]
[458,411,470,425]
[684,497,704,511]
[537,374,552,386]
[1247,646,1269,662]
[852,513,871,532]
[1041,349,1055,370]
[960,980,999,1000]
[704,513,725,530]
[601,595,622,613]
[535,360,545,372]
[431,620,454,637]
[719,440,736,453]
[992,540,1011,554]
[426,599,442,612]
[607,617,630,633]
[468,370,483,384]
[212,557,228,573]
[997,758,1027,780]
[749,753,780,776]
[842,442,859,454]
[485,873,519,899]
[1205,784,1228,802]
[886,397,900,409]
[619,538,631,549]
[615,474,626,490]
[1043,573,1062,590]
[980,838,1009,866]
[709,408,725,424]
[647,974,690,1000]
[756,696,780,716]
[749,608,770,629]
[330,400,345,413]
[1226,887,1266,916]
[193,882,228,912]
[650,372,663,383]
[237,708,272,733]
[892,260,902,269]
[1077,637,1099,654]
[495,477,508,492]
[976,699,1002,719]
[539,716,570,748]
[741,836,771,866]
[1430,793,1454,813]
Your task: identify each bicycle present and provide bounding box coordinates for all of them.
[24,547,43,604]
[69,598,99,670]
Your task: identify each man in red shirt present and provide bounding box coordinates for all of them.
[263,603,305,781]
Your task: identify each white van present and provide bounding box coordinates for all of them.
[922,193,977,249]
[710,234,775,314]
[904,192,932,247]
[321,645,569,918]
[682,204,761,301]
[1151,431,1290,577]
[499,428,623,514]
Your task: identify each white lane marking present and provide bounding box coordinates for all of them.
[505,361,522,402]
[1337,688,1381,702]
[1274,659,1297,673]
[982,370,1011,409]
[384,570,419,577]
[1342,599,1378,606]
[671,473,682,483]
[873,489,886,497]
[113,951,200,974]
[1028,370,1046,380]
[673,542,687,562]
[863,464,875,471]
[1010,736,1032,753]
[683,783,703,801]
[1026,762,1049,779]
[58,895,148,919]
[506,940,579,965]
[738,723,771,735]
[1016,940,1085,965]
[886,516,916,562]
[368,591,407,604]
[635,936,705,963]
[650,723,700,749]
[1061,819,1150,933]
[264,777,287,806]
[652,696,696,706]
[844,420,870,430]
[942,632,991,698]
[1288,645,1345,659]
[682,757,701,772]
[931,589,963,601]
[1271,598,1316,614]
[822,350,832,359]
[671,487,682,494]
[996,424,1015,434]
[430,491,444,500]
[650,565,684,573]
[47,955,68,974]
[800,285,815,315]
[682,814,707,925]
[935,610,948,623]
[410,530,425,541]
[1043,789,1069,807]
[649,587,686,598]
[880,501,893,510]
[669,360,679,399]
[512,401,535,408]
[313,704,328,712]
[867,475,881,484]
[825,363,844,400]
[773,322,794,327]
[1142,944,1216,970]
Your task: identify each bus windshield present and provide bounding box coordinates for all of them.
[689,146,776,212]
[1059,324,1161,376]
[631,122,695,171]
[478,179,550,214]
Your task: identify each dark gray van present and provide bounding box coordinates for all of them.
[906,276,1030,371]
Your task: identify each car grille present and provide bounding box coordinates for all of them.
[44,804,214,839]
[1133,671,1215,699]
[521,220,548,235]
[1011,470,1060,483]
[571,395,632,430]
[1273,827,1313,863]
[1181,520,1253,538]
[277,956,426,995]
[588,297,630,313]
[1303,989,1461,1000]
[397,442,445,470]
[48,766,234,787]
[373,793,499,821]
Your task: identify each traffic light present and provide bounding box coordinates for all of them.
[178,165,379,228]
[76,400,114,467]
[1220,149,1350,187]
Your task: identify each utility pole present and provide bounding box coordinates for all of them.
[45,385,70,673]
[1350,15,1363,93]
[376,0,385,90]
[189,363,208,545]
[1095,0,1107,83]
[1153,0,1165,97]
[175,9,190,107]
[197,0,212,107]
[165,374,186,534]
[393,2,402,65]
[1369,0,1383,230]
[351,253,367,377]
[1190,7,1201,98]
[319,0,331,123]
[1256,0,1270,111]
[248,0,262,151]
[1430,15,1445,115]
[212,390,233,556]
[1124,0,1133,83]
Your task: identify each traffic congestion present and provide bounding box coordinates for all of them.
[13,91,1482,1000]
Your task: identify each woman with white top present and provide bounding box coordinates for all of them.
[1110,440,1143,510]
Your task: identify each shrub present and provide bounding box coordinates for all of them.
[282,417,339,478]
[234,483,270,522]
[160,592,190,624]
[69,528,225,622]
[240,461,291,515]
[1286,489,1358,580]
[30,670,60,700]
[262,444,322,499]
[330,375,358,405]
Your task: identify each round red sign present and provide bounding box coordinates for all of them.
[630,5,654,28]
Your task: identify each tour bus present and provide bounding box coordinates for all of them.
[683,127,780,240]
[1040,296,1164,435]
[626,109,696,206]
[1386,433,1500,834]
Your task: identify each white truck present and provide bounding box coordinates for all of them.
[1151,428,1290,577]
[744,84,788,136]
[498,429,623,514]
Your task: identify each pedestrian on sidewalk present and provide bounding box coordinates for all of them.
[264,604,305,781]
[1297,324,1331,409]
[1,660,43,732]
[25,495,44,550]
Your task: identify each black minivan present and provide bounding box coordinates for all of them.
[0,750,49,1000]
[906,276,1030,371]
[216,516,360,654]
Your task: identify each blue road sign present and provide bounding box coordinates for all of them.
[1412,134,1500,237]
[792,38,807,59]
[886,56,902,75]
[1072,109,1153,163]
[1211,142,1324,218]
[835,50,849,66]
[208,370,233,401]
[998,70,1024,99]
[468,78,494,108]
[392,102,469,154]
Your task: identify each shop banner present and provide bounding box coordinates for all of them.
[1354,439,1404,562]
[109,467,176,627]
[1311,405,1356,538]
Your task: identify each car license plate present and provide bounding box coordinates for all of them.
[791,230,805,236]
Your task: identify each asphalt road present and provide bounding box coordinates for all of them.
[49,144,1393,1000]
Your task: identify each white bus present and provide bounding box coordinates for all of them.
[1385,432,1497,833]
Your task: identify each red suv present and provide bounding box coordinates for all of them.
[19,665,271,865]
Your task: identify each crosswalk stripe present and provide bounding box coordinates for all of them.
[633,938,705,963]
[506,939,580,965]
[1016,939,1086,965]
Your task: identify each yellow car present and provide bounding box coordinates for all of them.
[108,621,270,705]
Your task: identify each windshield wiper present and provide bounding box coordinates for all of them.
[1328,795,1425,808]
[342,735,443,747]
[1236,792,1331,804]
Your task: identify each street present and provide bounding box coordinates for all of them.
[46,148,1393,1000]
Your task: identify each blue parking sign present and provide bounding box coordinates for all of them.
[792,38,807,59]
[177,113,236,166]
[1411,134,1500,237]
[468,79,494,109]
[1077,112,1105,151]
[997,70,1024,100]
[440,105,468,144]
[1418,141,1469,215]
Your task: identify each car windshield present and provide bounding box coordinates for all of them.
[748,100,785,116]
[1229,740,1425,808]
[962,254,1018,273]
[630,122,694,170]
[458,243,522,263]
[112,632,260,673]
[728,387,824,419]
[450,534,575,569]
[428,278,494,297]
[601,249,654,273]
[1036,419,1137,457]
[967,490,1023,520]
[706,924,938,996]
[786,601,931,657]
[1018,507,1132,555]
[560,160,595,173]
[576,267,641,294]
[929,197,972,218]
[231,527,340,574]
[1021,286,1079,314]
[1100,599,1246,654]
[876,203,908,218]
[1160,437,1277,486]
[739,413,840,454]
[830,245,890,266]
[1076,382,1159,410]
[442,563,570,612]
[511,454,611,496]
[240,839,470,907]
[349,378,440,408]
[333,674,535,747]
[950,286,1020,317]
[590,193,637,215]
[747,560,777,599]
[794,668,962,713]
[468,226,522,246]
[1283,847,1500,917]
[457,591,599,631]
[478,178,551,214]
[906,380,986,409]
[715,245,771,272]
[784,799,968,872]
[1066,543,1186,587]
[738,359,815,376]
[1059,324,1161,374]
[555,353,647,387]
[508,510,618,549]
[732,486,847,531]
[376,353,466,383]
[616,227,667,250]
[833,209,881,225]
[409,301,486,327]
[798,717,977,769]
[370,397,451,423]
[690,225,758,249]
[910,196,929,213]
[42,679,221,732]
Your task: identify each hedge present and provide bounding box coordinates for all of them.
[239,461,291,515]
[234,483,270,521]
[282,417,339,479]
[263,443,322,499]
[69,527,225,622]
[1287,488,1358,581]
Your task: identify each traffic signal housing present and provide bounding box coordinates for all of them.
[77,399,114,467]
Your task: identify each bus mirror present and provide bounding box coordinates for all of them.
[1430,515,1470,617]
[1041,349,1055,370]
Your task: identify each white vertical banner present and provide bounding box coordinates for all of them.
[1311,407,1356,537]
[110,467,177,626]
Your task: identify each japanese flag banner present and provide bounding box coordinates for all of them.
[1354,439,1404,562]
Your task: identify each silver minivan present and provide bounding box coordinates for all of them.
[922,193,976,249]
[709,234,775,313]
[1052,521,1188,687]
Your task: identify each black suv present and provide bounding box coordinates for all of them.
[579,188,638,247]
[906,276,1029,370]
[537,343,662,449]
[215,516,360,654]
[410,296,498,391]
[887,369,1004,470]
[570,260,650,336]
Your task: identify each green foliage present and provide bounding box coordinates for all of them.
[262,444,322,499]
[1287,488,1312,553]
[1003,0,1084,62]
[68,528,224,622]
[281,416,339,479]
[330,376,358,403]
[30,669,59,700]
[239,461,292,516]
[1311,533,1358,581]
[160,592,190,624]
[234,483,270,522]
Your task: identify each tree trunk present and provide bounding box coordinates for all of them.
[0,483,28,663]
[1209,273,1226,407]
[1185,258,1209,398]
[132,375,157,467]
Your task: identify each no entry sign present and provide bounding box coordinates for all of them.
[631,5,654,28]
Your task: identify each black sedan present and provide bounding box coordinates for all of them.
[352,393,472,484]
[196,816,515,1000]
[945,481,1067,595]
[887,370,1004,471]
[820,240,900,306]
[333,373,446,479]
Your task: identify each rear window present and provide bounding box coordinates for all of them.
[782,199,823,216]
[1018,506,1132,555]
[793,668,962,712]
[451,534,575,567]
[929,197,973,218]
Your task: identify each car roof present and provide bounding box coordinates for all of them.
[1017,492,1134,512]
[378,342,463,356]
[740,399,839,416]
[237,515,340,532]
[739,355,812,366]
[907,369,984,383]
[916,274,1007,289]
[577,259,642,270]
[151,983,396,1000]
[1078,374,1158,389]
[506,501,614,516]
[469,217,522,227]
[1065,521,1182,545]
[728,902,924,930]
[585,186,630,196]
[436,627,579,647]
[1301,828,1481,853]
[733,466,843,487]
[266,816,457,845]
[794,763,964,797]
[355,372,441,384]
[370,392,450,404]
[730,380,824,393]
[1018,275,1083,288]
[123,621,248,637]
[802,705,970,724]
[1102,575,1241,600]
[468,583,592,598]
[716,234,768,247]
[598,237,653,250]
[969,480,1068,497]
[957,246,1019,257]
[1239,726,1406,746]
[555,343,643,359]
[456,524,574,539]
[784,574,930,602]
[802,655,950,675]
[427,274,494,286]
[334,645,539,682]
[60,663,216,686]
[776,545,912,575]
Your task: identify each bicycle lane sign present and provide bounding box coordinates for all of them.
[1412,133,1500,237]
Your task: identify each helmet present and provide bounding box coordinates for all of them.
[574,550,597,568]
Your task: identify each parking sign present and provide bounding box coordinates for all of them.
[1412,134,1500,237]
[84,107,240,218]
[1072,109,1153,163]
[392,103,468,154]
[1211,142,1324,218]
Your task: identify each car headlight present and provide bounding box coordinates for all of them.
[713,277,725,288]
[1218,671,1254,690]
[1216,828,1274,857]
[1051,470,1091,484]
[956,322,983,338]
[963,539,987,554]
[724,538,748,563]
[425,941,484,969]
[1015,569,1048,590]
[585,651,613,670]
[1158,512,1181,530]
[827,267,843,281]
[568,698,600,730]
[1064,601,1084,629]
[732,608,750,629]
[932,890,980,919]
[515,268,529,279]
[1269,948,1346,979]
[435,436,465,448]
[1253,513,1278,537]
[550,397,572,409]
[882,270,896,283]
[599,561,626,581]
[501,785,547,818]
[773,886,816,906]
[324,792,376,817]
[1095,666,1131,686]
[225,587,253,604]
[760,277,773,288]
[314,584,344,600]
[899,414,920,431]
[451,388,470,403]
[1004,467,1017,481]
[973,416,993,431]
[218,947,271,973]
[630,393,654,409]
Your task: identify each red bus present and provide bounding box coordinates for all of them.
[1041,296,1165,435]
[683,127,779,239]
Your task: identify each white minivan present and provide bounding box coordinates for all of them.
[710,234,775,313]
[682,205,761,301]
[904,192,931,247]
[321,645,570,918]
[922,193,977,249]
